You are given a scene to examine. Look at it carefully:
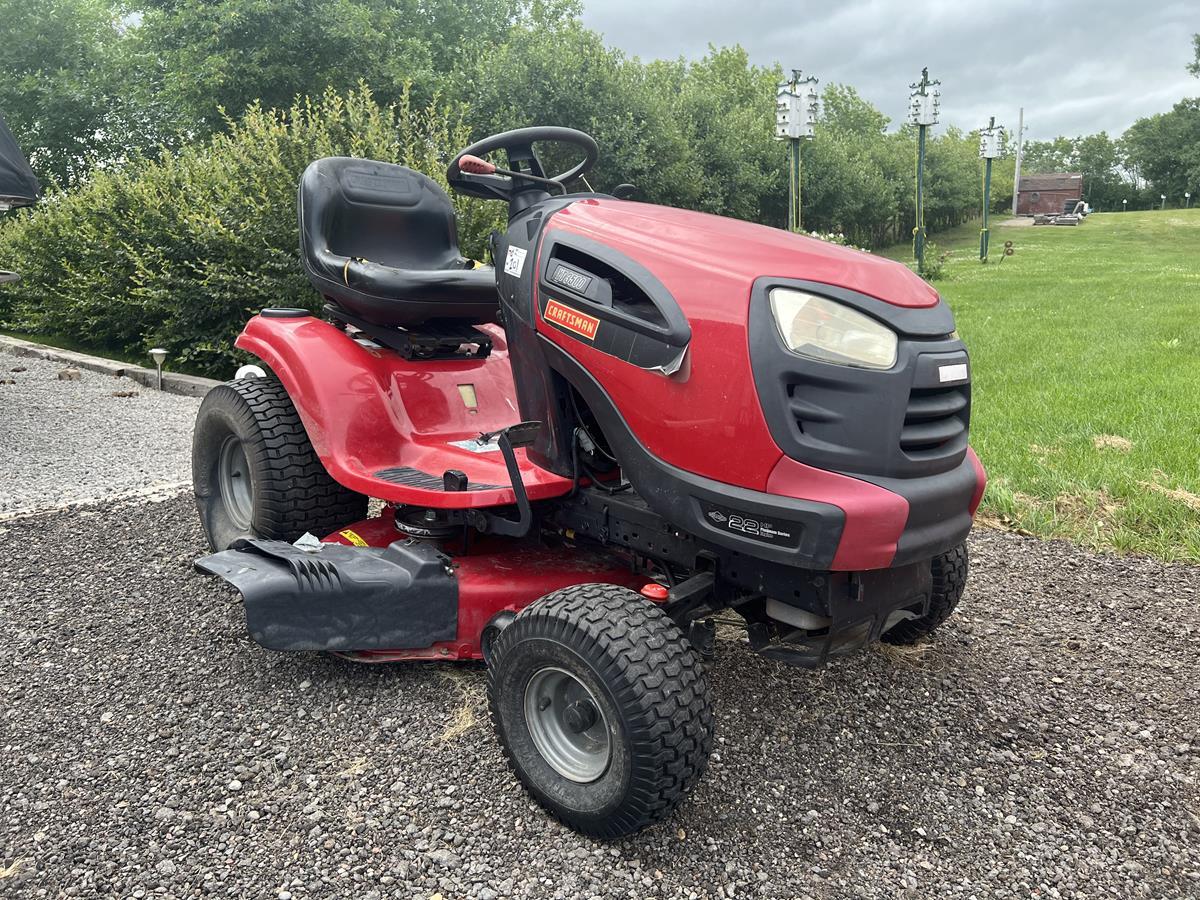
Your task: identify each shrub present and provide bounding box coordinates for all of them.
[918,240,949,281]
[0,85,503,376]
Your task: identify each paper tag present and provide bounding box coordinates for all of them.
[938,363,968,383]
[503,246,527,277]
[449,437,501,453]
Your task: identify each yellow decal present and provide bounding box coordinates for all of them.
[338,529,368,547]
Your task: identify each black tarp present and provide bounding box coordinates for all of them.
[0,114,40,208]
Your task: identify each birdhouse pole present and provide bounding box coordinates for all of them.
[775,70,819,232]
[909,68,941,273]
[978,117,1004,262]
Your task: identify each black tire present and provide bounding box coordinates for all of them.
[882,542,968,644]
[487,584,713,838]
[192,376,368,551]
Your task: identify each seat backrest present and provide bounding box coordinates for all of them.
[299,157,463,272]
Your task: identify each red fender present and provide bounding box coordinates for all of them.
[234,314,573,508]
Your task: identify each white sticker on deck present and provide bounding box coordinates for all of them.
[504,246,527,277]
[449,437,501,453]
[938,363,968,383]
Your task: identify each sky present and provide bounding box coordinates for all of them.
[580,0,1198,142]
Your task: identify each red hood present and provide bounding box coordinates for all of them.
[553,198,938,308]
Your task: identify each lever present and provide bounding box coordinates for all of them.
[467,422,543,537]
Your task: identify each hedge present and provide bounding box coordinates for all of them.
[0,86,503,376]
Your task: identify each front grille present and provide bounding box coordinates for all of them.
[901,387,968,454]
[749,277,970,479]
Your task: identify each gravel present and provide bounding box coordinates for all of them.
[2,495,1197,898]
[0,348,202,517]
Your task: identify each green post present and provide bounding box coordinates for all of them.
[915,124,926,270]
[980,157,992,261]
[980,116,995,262]
[789,138,803,232]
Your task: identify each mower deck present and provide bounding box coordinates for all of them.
[197,507,646,658]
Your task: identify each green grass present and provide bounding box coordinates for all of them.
[885,209,1200,561]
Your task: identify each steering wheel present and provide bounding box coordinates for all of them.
[447,126,598,203]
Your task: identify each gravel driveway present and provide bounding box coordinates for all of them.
[2,496,1196,899]
[0,349,201,517]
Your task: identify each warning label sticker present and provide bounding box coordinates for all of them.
[503,245,527,277]
[543,299,600,341]
[338,529,368,547]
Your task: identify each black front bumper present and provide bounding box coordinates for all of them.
[748,559,933,668]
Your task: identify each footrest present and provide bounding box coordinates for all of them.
[196,538,458,651]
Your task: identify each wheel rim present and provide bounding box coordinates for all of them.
[217,435,253,529]
[523,666,611,783]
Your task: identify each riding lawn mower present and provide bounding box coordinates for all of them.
[193,126,985,838]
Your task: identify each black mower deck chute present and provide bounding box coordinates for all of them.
[0,114,40,210]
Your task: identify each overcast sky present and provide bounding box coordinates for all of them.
[580,0,1197,142]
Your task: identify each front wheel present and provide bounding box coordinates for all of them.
[882,542,968,644]
[192,376,368,550]
[487,584,713,838]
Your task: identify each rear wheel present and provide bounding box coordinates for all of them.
[192,376,368,550]
[882,543,968,644]
[487,584,713,838]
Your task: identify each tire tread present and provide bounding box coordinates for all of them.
[487,584,714,838]
[882,542,968,644]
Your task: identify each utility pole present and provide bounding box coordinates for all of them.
[1011,106,1025,216]
[775,70,819,232]
[979,117,1004,262]
[909,68,941,274]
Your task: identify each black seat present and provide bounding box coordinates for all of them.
[298,157,498,328]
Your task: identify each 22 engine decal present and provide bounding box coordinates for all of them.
[700,502,801,548]
[543,298,600,341]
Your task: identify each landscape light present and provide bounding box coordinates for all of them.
[149,348,167,390]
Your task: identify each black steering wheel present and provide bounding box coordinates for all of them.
[447,126,598,204]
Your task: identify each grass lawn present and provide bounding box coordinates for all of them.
[884,209,1200,561]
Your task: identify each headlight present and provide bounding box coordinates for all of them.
[769,288,897,370]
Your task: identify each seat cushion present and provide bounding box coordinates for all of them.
[298,157,499,327]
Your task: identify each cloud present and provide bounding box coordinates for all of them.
[581,0,1197,139]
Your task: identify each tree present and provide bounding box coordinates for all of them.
[454,11,695,207]
[1189,32,1199,78]
[646,47,783,223]
[0,0,134,186]
[1123,99,1200,200]
[127,0,533,138]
